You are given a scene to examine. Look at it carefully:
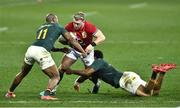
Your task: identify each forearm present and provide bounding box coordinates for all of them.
[69,38,85,54]
[66,68,95,83]
[64,32,86,54]
[93,30,106,45]
[51,47,62,52]
[75,76,89,84]
[70,69,90,77]
[51,47,70,53]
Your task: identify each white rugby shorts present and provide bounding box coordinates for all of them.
[66,48,94,66]
[119,71,147,94]
[24,46,55,70]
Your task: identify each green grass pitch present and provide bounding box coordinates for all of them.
[0,0,180,107]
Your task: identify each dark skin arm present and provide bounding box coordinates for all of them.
[63,32,87,57]
[76,76,89,83]
[65,67,95,77]
[65,67,97,92]
[51,47,71,53]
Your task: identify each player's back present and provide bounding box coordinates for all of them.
[91,59,123,88]
[32,23,66,51]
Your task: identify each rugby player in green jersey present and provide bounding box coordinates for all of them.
[39,12,106,96]
[65,50,176,96]
[5,13,86,100]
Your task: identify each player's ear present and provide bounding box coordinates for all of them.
[52,15,57,23]
[52,17,56,22]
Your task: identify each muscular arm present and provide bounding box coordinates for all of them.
[93,29,106,45]
[85,29,105,53]
[66,67,95,77]
[51,47,70,53]
[64,32,86,56]
[75,76,89,84]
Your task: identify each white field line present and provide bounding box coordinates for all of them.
[0,27,8,32]
[0,100,180,104]
[129,2,147,9]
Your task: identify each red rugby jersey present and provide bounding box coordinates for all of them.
[65,21,97,50]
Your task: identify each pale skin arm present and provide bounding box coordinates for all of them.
[93,29,106,45]
[85,29,106,53]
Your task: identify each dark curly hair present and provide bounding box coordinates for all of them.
[46,13,56,23]
[94,50,103,59]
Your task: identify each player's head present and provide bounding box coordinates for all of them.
[94,50,104,59]
[46,13,58,23]
[73,12,85,30]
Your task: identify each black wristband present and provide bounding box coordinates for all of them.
[91,42,96,46]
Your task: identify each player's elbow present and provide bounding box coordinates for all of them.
[85,73,92,77]
[81,72,91,77]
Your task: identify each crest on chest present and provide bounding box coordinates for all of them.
[73,31,87,39]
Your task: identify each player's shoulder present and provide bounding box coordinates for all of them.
[54,23,66,31]
[54,23,62,28]
[95,58,105,64]
[65,22,74,31]
[84,21,96,27]
[84,21,97,33]
[50,23,60,29]
[65,22,73,26]
[91,59,103,67]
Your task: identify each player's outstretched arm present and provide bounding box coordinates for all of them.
[65,67,95,77]
[51,47,70,53]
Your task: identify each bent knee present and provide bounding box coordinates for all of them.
[52,73,60,81]
[59,64,69,72]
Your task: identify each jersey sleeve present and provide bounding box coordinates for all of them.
[65,22,73,32]
[57,25,67,38]
[90,59,103,71]
[59,26,67,35]
[85,21,97,35]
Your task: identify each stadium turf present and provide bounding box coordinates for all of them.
[0,0,180,107]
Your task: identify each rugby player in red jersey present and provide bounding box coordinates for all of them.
[44,12,106,95]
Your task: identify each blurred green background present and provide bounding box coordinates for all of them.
[0,0,180,107]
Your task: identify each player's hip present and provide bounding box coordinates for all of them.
[119,71,146,94]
